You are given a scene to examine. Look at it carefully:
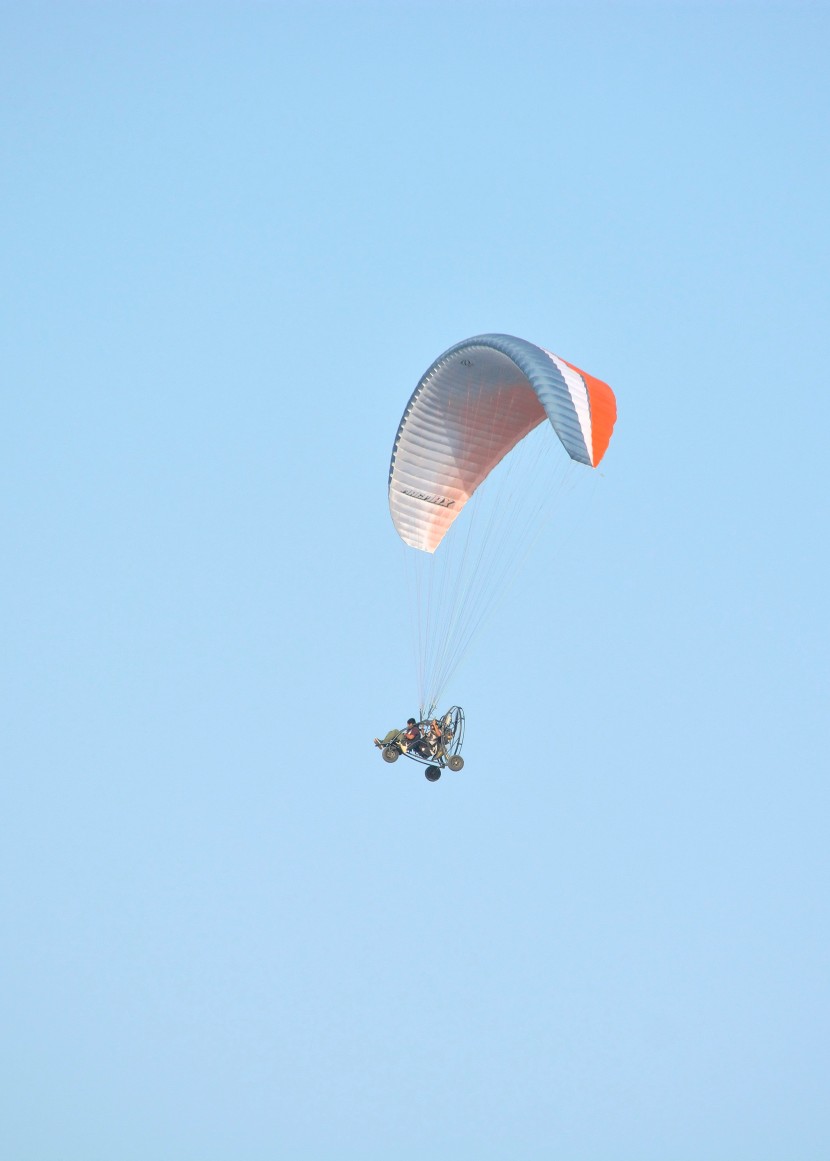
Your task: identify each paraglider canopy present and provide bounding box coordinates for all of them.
[389,333,616,553]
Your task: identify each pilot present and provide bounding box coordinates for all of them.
[374,717,421,751]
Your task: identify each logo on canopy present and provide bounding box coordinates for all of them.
[400,488,455,509]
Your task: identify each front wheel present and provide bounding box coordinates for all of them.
[382,745,400,763]
[425,765,441,782]
[447,755,464,772]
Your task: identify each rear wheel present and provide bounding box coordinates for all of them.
[382,745,400,763]
[447,754,464,772]
[425,765,441,782]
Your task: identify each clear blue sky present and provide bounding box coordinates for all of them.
[2,3,828,1159]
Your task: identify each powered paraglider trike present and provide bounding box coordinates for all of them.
[378,706,465,782]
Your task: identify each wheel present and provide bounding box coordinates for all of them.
[425,765,442,782]
[382,745,400,763]
[447,754,464,772]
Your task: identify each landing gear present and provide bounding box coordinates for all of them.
[447,754,464,772]
[425,765,441,782]
[382,745,400,763]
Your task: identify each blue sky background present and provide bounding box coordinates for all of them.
[2,3,828,1159]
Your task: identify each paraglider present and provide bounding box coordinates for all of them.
[373,706,466,782]
[375,333,616,780]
